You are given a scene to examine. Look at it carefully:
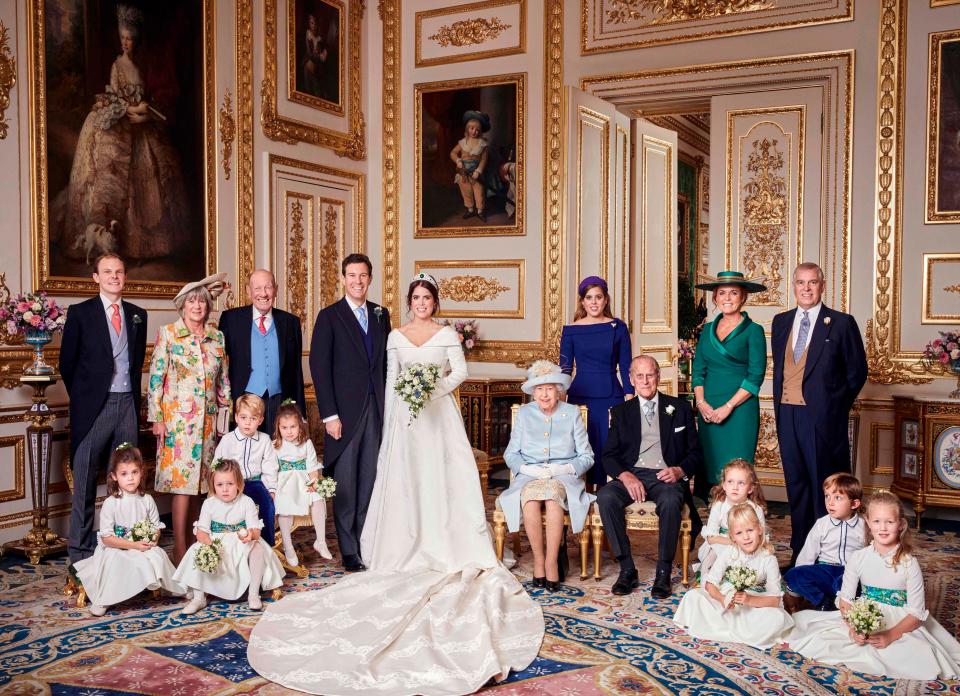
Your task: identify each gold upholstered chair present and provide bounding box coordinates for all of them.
[492,403,590,580]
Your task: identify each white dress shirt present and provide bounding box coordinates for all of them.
[795,512,866,567]
[790,302,823,352]
[213,428,279,491]
[253,306,274,333]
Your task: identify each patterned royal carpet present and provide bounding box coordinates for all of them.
[2,502,960,695]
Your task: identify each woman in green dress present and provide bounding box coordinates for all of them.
[691,271,768,497]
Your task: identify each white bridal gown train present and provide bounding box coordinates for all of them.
[248,326,544,695]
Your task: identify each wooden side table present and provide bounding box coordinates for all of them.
[892,396,960,528]
[458,377,524,466]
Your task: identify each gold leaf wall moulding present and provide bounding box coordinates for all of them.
[925,29,960,224]
[429,17,510,47]
[320,202,342,308]
[438,275,510,302]
[947,284,960,293]
[922,253,960,324]
[286,195,310,325]
[219,88,236,180]
[381,0,401,318]
[741,136,788,306]
[0,20,15,140]
[237,0,256,288]
[416,0,526,68]
[605,0,773,26]
[754,410,782,473]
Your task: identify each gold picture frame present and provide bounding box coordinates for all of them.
[415,73,525,238]
[28,0,218,298]
[415,0,526,68]
[926,29,960,224]
[263,0,364,159]
[287,0,345,116]
[414,259,525,319]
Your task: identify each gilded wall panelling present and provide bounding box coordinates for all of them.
[637,344,674,395]
[931,1,960,7]
[0,435,25,504]
[925,29,960,224]
[580,0,852,54]
[870,421,895,475]
[28,0,220,298]
[574,105,610,285]
[416,0,525,67]
[0,19,14,140]
[725,107,805,309]
[866,0,932,384]
[755,409,782,477]
[635,127,675,335]
[922,254,960,323]
[380,0,401,319]
[219,89,235,180]
[238,0,256,285]
[261,0,365,158]
[614,122,630,322]
[320,199,346,309]
[285,193,313,327]
[414,73,525,238]
[414,260,524,318]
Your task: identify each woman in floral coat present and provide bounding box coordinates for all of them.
[148,273,230,563]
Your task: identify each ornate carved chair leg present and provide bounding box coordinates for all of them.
[63,577,77,597]
[272,588,283,601]
[579,529,589,580]
[77,588,87,608]
[494,519,505,562]
[681,527,691,586]
[591,523,603,581]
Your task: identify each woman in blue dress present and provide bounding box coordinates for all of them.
[559,276,634,487]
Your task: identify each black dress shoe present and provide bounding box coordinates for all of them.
[651,568,672,599]
[611,568,639,596]
[343,554,366,572]
[545,579,561,592]
[531,577,546,588]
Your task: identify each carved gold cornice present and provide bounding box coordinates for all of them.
[261,0,365,159]
[605,0,773,25]
[428,17,510,47]
[438,275,510,302]
[0,20,15,140]
[219,89,235,180]
[867,0,931,385]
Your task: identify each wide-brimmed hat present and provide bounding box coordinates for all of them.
[695,270,767,293]
[521,360,572,395]
[463,110,491,132]
[174,272,228,304]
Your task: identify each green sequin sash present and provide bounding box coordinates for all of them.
[210,520,247,533]
[279,457,307,472]
[862,584,906,607]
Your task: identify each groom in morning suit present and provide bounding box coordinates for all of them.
[772,262,867,566]
[59,253,147,563]
[598,355,703,599]
[309,253,391,572]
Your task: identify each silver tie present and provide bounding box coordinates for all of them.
[793,310,810,363]
[644,401,655,426]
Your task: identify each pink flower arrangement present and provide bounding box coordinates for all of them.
[676,338,695,362]
[444,319,479,353]
[0,291,67,335]
[923,330,960,367]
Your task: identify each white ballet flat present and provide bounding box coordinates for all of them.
[88,604,107,617]
[181,595,207,615]
[248,593,263,611]
[313,540,333,560]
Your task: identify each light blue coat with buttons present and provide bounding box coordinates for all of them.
[497,401,595,533]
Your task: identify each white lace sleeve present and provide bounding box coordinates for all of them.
[383,343,399,433]
[432,341,468,400]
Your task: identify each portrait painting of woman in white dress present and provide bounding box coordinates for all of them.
[248,273,544,696]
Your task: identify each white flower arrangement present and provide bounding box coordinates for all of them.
[845,597,885,637]
[665,405,675,415]
[308,476,337,499]
[722,564,758,592]
[193,538,223,574]
[129,519,160,543]
[394,362,442,424]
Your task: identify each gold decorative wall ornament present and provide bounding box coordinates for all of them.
[219,89,235,180]
[0,20,15,140]
[741,137,787,305]
[429,17,510,46]
[237,0,256,285]
[754,410,781,473]
[605,0,773,25]
[438,275,510,302]
[867,0,931,384]
[287,198,309,325]
[947,284,960,293]
[262,0,365,159]
[321,204,341,308]
[381,0,401,318]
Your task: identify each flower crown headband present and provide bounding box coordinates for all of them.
[411,272,438,289]
[115,442,134,452]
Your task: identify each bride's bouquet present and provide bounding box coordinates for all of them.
[394,362,442,424]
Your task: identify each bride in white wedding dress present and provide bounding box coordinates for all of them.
[248,275,544,695]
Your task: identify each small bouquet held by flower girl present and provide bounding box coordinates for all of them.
[307,476,337,498]
[193,539,223,574]
[721,564,758,608]
[845,597,885,637]
[394,362,442,424]
[129,519,160,543]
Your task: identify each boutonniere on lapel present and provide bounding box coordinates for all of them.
[823,316,831,325]
[132,314,142,325]
[665,405,675,416]
[373,306,383,324]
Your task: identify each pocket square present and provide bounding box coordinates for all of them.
[674,426,686,432]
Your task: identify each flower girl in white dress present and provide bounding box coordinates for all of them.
[273,400,332,566]
[675,503,793,649]
[697,458,767,577]
[787,490,960,679]
[175,459,284,613]
[74,444,185,616]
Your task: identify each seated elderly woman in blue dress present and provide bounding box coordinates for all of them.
[497,361,594,592]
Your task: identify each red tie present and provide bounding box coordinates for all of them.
[110,304,122,336]
[258,315,267,335]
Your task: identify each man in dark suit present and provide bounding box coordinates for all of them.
[219,269,306,435]
[773,262,867,566]
[309,253,391,572]
[598,355,703,599]
[59,253,147,563]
